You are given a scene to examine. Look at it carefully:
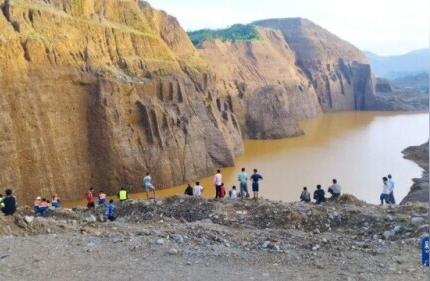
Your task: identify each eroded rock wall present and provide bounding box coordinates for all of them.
[253,18,376,112]
[198,28,322,139]
[0,0,242,203]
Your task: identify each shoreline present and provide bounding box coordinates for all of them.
[401,141,429,204]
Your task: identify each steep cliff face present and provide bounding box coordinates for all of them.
[252,19,377,111]
[198,28,322,139]
[195,18,384,139]
[0,0,242,203]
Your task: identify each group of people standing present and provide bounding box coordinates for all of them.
[83,173,157,221]
[0,171,399,220]
[380,174,396,205]
[299,179,342,204]
[184,168,264,200]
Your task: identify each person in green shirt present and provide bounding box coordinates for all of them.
[237,168,249,199]
[118,187,128,202]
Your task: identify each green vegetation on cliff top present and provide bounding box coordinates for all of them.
[188,24,260,47]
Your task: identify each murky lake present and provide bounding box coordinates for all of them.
[67,111,429,206]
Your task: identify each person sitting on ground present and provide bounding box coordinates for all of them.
[237,168,249,199]
[250,169,263,200]
[0,194,4,209]
[184,184,193,196]
[106,199,115,222]
[118,187,128,202]
[33,196,42,212]
[86,188,95,210]
[98,191,107,206]
[313,185,326,204]
[387,174,396,204]
[229,186,238,200]
[380,177,391,206]
[143,172,156,200]
[1,189,16,216]
[327,179,342,199]
[37,198,50,214]
[193,182,204,198]
[51,194,60,208]
[300,187,311,203]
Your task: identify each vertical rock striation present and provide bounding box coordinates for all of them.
[0,0,242,203]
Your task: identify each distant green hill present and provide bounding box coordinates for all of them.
[188,24,260,47]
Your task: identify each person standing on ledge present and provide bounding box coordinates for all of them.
[313,185,326,204]
[118,187,128,202]
[214,170,223,199]
[250,169,263,200]
[143,172,156,200]
[327,179,342,199]
[237,168,249,199]
[86,188,95,210]
[300,187,311,203]
[380,177,391,206]
[387,174,396,204]
[1,189,16,216]
[106,199,116,222]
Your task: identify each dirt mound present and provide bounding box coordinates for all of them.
[337,193,365,206]
[115,196,215,223]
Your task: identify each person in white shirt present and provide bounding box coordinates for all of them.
[213,170,222,198]
[380,177,391,205]
[143,172,155,199]
[327,179,342,199]
[193,182,204,197]
[387,174,396,204]
[229,186,238,200]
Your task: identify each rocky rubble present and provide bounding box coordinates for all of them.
[0,195,428,280]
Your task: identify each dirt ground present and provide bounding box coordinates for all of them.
[0,196,428,281]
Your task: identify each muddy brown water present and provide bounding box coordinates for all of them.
[65,111,428,207]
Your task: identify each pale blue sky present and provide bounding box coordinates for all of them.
[150,0,429,56]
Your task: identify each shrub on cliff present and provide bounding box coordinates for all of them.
[188,24,260,47]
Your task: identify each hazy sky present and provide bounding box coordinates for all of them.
[150,0,429,56]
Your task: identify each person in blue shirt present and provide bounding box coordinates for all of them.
[106,199,115,221]
[250,169,263,200]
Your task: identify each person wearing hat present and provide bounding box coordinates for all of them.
[34,196,42,212]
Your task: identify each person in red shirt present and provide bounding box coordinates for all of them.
[86,188,95,209]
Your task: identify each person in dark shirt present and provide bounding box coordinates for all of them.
[250,169,263,200]
[184,184,193,196]
[313,185,326,204]
[2,189,16,216]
